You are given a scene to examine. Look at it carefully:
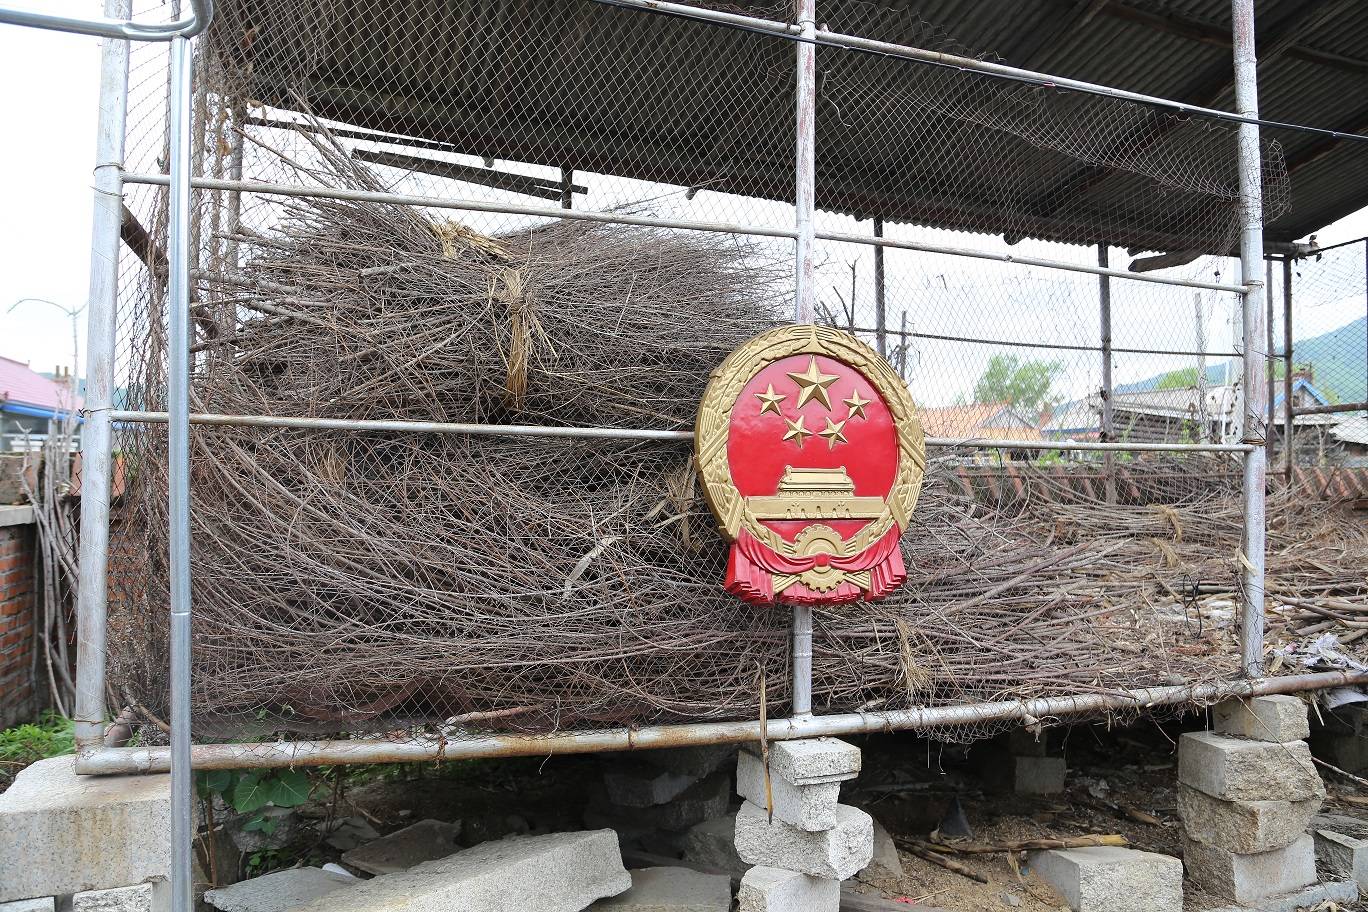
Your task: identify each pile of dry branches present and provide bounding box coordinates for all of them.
[107,128,1364,742]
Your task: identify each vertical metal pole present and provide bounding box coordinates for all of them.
[874,217,887,357]
[1097,244,1115,503]
[560,166,573,210]
[1283,257,1293,481]
[1232,0,1267,679]
[73,0,131,753]
[168,34,196,912]
[791,0,817,717]
[1266,258,1276,465]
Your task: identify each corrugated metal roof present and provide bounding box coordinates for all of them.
[210,0,1368,250]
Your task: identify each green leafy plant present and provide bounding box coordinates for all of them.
[197,768,312,835]
[0,713,75,790]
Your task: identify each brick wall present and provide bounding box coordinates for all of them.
[0,509,39,729]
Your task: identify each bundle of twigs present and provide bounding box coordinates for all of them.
[105,122,1362,742]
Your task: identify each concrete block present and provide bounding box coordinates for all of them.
[0,900,55,912]
[734,800,872,881]
[1182,833,1317,904]
[1314,827,1368,888]
[71,884,156,912]
[736,750,840,832]
[589,772,731,833]
[0,756,175,902]
[340,818,462,875]
[589,866,730,911]
[604,765,698,808]
[1013,756,1066,795]
[1213,695,1310,743]
[290,830,631,912]
[680,813,748,879]
[1176,784,1320,853]
[638,745,737,780]
[1008,727,1051,757]
[855,818,904,884]
[743,738,860,786]
[1028,846,1182,912]
[1177,732,1324,802]
[737,866,840,912]
[204,868,357,912]
[1202,878,1358,912]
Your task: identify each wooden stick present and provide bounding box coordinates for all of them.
[900,842,990,883]
[923,834,1128,854]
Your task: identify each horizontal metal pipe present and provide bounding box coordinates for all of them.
[122,173,1247,293]
[110,410,1254,452]
[73,669,1368,774]
[1291,401,1368,417]
[0,0,210,40]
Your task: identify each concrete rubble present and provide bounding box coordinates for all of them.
[736,749,841,832]
[290,829,631,912]
[680,813,749,880]
[0,756,176,902]
[1201,879,1359,912]
[587,770,732,841]
[340,818,463,875]
[70,884,157,912]
[588,866,730,912]
[1178,697,1327,906]
[204,867,358,912]
[734,800,873,881]
[1311,814,1368,890]
[1029,845,1182,912]
[0,900,56,912]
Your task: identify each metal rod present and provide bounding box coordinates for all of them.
[790,0,817,720]
[0,0,210,40]
[72,0,132,752]
[1098,244,1115,504]
[109,409,1255,452]
[1283,257,1294,481]
[590,0,1368,143]
[873,217,886,357]
[73,669,1368,774]
[120,174,1250,294]
[1291,402,1368,416]
[1232,0,1267,679]
[167,35,195,912]
[1266,258,1276,464]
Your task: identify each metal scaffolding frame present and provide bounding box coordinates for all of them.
[7,2,1368,909]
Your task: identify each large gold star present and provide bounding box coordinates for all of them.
[782,415,813,448]
[843,389,871,421]
[754,383,786,416]
[819,416,848,449]
[787,357,840,409]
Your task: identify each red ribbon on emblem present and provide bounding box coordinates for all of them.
[725,526,906,605]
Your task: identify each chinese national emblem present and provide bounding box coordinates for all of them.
[695,324,925,605]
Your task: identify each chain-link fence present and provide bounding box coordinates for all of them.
[73,0,1368,761]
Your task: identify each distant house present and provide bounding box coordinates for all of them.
[918,401,1043,460]
[0,357,82,452]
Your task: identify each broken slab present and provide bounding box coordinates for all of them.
[1176,784,1319,854]
[737,866,840,912]
[589,866,730,911]
[604,766,698,808]
[1182,833,1317,905]
[743,739,860,787]
[71,884,157,912]
[291,830,630,912]
[856,818,904,885]
[680,813,748,880]
[589,773,731,833]
[1012,756,1066,795]
[736,749,840,832]
[0,756,176,902]
[341,818,462,875]
[204,867,358,912]
[637,745,737,781]
[0,900,55,912]
[1177,732,1323,803]
[1212,695,1310,743]
[1313,827,1368,888]
[1028,846,1182,912]
[734,800,872,881]
[1202,878,1358,912]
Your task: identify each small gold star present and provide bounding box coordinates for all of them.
[754,383,786,416]
[787,357,840,410]
[819,416,848,449]
[843,389,871,421]
[783,415,813,448]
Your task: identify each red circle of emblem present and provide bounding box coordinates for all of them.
[696,326,925,605]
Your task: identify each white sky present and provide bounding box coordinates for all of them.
[1,4,1365,407]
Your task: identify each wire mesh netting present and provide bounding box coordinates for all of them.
[99,0,1367,748]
